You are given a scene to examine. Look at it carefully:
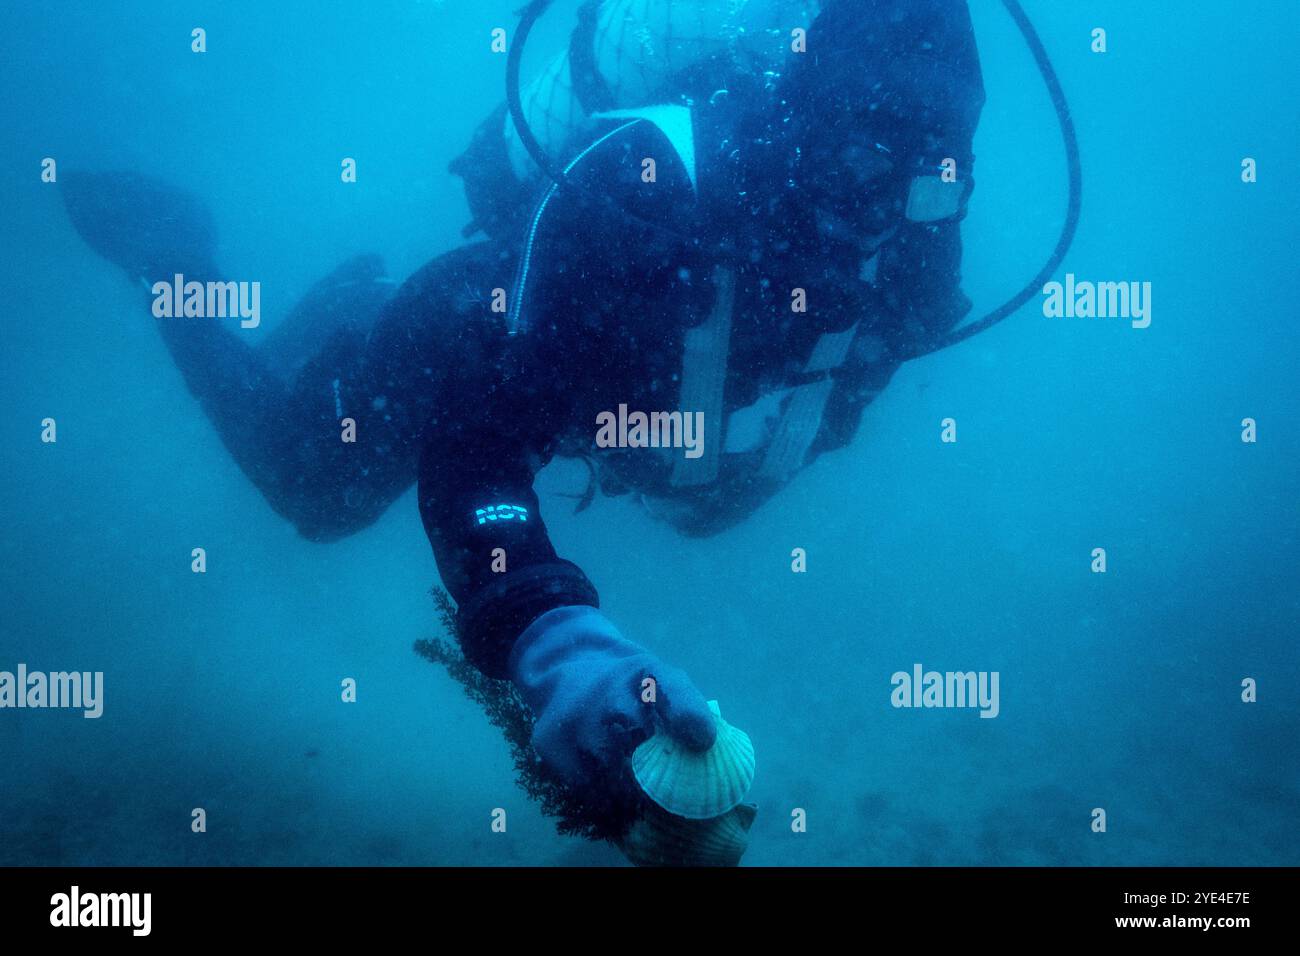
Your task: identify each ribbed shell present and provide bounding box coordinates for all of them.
[631,700,756,819]
[620,802,758,867]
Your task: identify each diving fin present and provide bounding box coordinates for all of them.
[61,170,216,282]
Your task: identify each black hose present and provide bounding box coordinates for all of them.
[506,0,1082,360]
[506,0,564,186]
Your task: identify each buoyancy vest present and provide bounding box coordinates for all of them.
[512,105,871,526]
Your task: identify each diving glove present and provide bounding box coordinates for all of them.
[507,605,716,786]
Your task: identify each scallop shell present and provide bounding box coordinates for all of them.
[631,700,755,819]
[620,801,758,867]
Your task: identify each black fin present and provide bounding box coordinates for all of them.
[61,170,216,280]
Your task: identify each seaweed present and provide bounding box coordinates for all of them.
[414,586,637,843]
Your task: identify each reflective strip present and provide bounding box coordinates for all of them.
[759,322,860,482]
[508,120,642,335]
[670,266,735,488]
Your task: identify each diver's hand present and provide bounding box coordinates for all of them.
[507,605,716,786]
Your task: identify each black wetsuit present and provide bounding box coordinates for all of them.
[143,0,985,679]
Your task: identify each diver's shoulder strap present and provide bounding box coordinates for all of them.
[758,321,861,483]
[669,262,864,489]
[670,265,734,488]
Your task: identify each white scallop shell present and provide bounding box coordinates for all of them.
[620,802,758,867]
[631,700,756,819]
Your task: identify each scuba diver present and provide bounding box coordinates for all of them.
[61,0,1077,861]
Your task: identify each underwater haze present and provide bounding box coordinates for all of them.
[2,0,1298,866]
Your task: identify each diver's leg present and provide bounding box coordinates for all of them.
[257,253,397,381]
[61,170,515,540]
[283,241,516,540]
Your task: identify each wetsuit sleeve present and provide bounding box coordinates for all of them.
[415,273,613,679]
[419,117,700,678]
[415,342,599,680]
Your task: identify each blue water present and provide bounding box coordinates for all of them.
[1,1,1296,866]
